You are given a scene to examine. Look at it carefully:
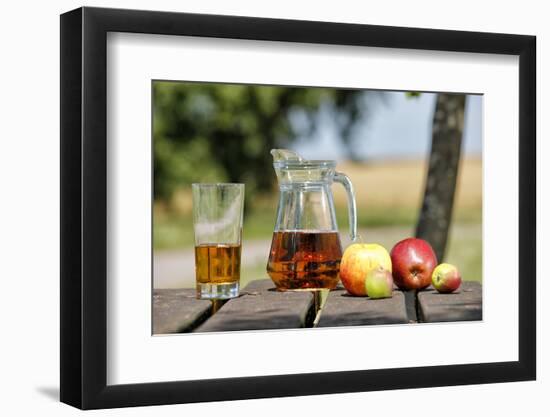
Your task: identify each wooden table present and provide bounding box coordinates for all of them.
[153,279,482,334]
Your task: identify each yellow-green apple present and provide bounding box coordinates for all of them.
[390,238,437,290]
[365,266,394,299]
[432,263,462,293]
[340,243,392,296]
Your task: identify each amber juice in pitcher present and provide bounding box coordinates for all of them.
[267,230,343,290]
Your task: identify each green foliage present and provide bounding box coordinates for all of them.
[153,82,366,202]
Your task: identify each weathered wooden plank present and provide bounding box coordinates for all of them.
[418,281,482,323]
[196,279,315,332]
[153,288,212,334]
[239,278,274,293]
[317,289,409,327]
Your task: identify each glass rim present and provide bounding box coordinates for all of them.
[191,182,245,188]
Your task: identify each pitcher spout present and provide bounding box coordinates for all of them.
[270,149,304,163]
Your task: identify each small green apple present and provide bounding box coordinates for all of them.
[365,266,393,299]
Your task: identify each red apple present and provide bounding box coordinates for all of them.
[432,263,462,293]
[390,238,437,290]
[340,243,392,296]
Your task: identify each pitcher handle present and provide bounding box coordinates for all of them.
[334,172,357,242]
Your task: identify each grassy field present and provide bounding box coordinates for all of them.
[331,158,482,211]
[154,157,482,283]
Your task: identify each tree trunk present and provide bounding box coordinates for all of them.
[415,93,466,262]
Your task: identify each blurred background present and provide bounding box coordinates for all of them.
[153,81,482,289]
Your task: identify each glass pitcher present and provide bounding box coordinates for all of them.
[266,149,357,290]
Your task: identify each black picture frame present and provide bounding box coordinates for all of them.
[60,6,536,410]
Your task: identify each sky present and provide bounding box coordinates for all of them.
[294,92,482,161]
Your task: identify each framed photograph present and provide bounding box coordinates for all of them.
[60,6,536,409]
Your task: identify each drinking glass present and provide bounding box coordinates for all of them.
[192,183,245,299]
